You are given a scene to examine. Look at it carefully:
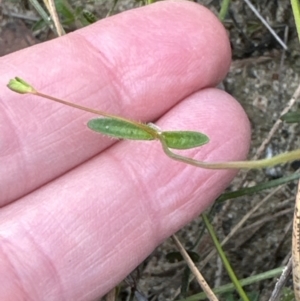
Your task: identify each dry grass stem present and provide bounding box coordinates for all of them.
[171,234,218,301]
[243,0,287,50]
[43,0,65,36]
[104,287,116,301]
[293,180,300,301]
[268,256,292,301]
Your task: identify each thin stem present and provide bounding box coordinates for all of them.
[33,91,159,139]
[268,257,292,301]
[31,90,300,170]
[292,180,300,301]
[158,134,300,169]
[219,0,231,21]
[44,0,65,36]
[291,0,300,42]
[202,214,250,301]
[180,267,284,301]
[243,0,287,50]
[171,234,218,301]
[29,0,54,31]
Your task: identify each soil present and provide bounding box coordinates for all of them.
[1,0,300,300]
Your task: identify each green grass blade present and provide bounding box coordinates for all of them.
[217,173,300,202]
[202,214,250,301]
[177,267,284,301]
[291,0,300,41]
[281,111,300,123]
[55,0,75,26]
[29,0,54,30]
[219,0,231,21]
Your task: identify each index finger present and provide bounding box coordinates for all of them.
[0,1,231,204]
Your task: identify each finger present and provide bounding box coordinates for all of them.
[0,88,250,300]
[0,1,231,204]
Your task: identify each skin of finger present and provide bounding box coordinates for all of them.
[0,0,231,204]
[0,88,251,300]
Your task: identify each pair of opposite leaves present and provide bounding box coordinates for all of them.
[87,118,209,150]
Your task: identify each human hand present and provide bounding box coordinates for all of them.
[0,1,250,300]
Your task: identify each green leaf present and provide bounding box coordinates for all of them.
[82,10,97,24]
[88,118,209,149]
[281,111,300,123]
[7,77,36,94]
[162,131,209,150]
[31,18,47,32]
[166,251,200,263]
[55,0,75,25]
[87,117,155,140]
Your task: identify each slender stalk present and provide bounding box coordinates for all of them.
[180,268,284,301]
[219,0,231,21]
[292,181,300,301]
[159,135,300,170]
[29,0,54,31]
[202,214,250,301]
[44,0,65,36]
[32,91,159,139]
[269,257,292,301]
[243,0,287,50]
[291,0,300,41]
[171,234,218,301]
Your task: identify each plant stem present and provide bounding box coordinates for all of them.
[33,91,159,138]
[159,134,300,169]
[43,0,65,36]
[171,234,218,301]
[291,0,300,41]
[219,0,231,21]
[179,267,284,301]
[29,0,55,31]
[202,214,250,301]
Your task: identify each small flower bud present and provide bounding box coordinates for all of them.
[7,77,36,94]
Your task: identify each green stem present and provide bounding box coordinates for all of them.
[219,0,231,21]
[179,267,284,301]
[159,134,300,169]
[29,0,55,31]
[202,214,250,301]
[33,91,159,139]
[291,0,300,41]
